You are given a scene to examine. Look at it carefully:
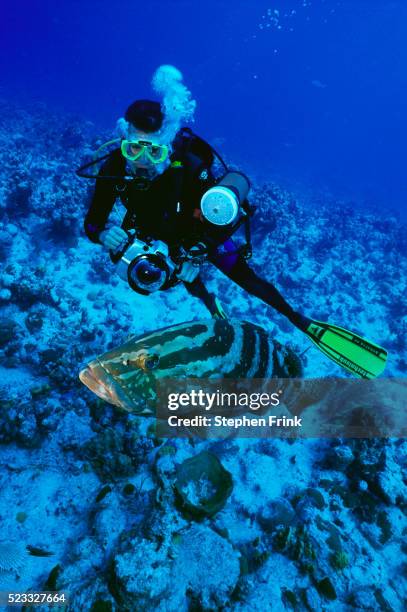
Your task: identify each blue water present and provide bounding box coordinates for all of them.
[2,0,407,217]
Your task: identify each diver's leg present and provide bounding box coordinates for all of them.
[210,243,310,330]
[184,276,227,319]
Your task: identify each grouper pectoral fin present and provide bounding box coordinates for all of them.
[304,319,388,379]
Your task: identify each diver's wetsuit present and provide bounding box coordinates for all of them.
[84,143,307,330]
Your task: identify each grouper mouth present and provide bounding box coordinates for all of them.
[79,359,133,411]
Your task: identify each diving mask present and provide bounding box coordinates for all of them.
[121,139,169,164]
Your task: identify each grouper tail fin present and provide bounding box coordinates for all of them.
[305,319,388,379]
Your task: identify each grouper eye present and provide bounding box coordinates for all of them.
[123,352,160,371]
[144,354,160,370]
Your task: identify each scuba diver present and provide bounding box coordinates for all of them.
[78,65,387,379]
[81,65,310,330]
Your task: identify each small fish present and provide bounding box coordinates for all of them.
[26,545,54,557]
[79,319,302,416]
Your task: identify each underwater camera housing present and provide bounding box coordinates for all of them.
[116,237,177,295]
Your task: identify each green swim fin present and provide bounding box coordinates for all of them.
[305,320,387,379]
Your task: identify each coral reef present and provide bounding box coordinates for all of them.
[174,451,233,519]
[111,524,240,611]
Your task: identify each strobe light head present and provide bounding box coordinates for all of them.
[200,186,240,226]
[200,171,251,226]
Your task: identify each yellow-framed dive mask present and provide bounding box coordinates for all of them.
[121,139,169,164]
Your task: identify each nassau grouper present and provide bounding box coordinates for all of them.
[79,318,303,415]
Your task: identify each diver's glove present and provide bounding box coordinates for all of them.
[99,226,128,252]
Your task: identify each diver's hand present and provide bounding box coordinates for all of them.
[99,226,128,252]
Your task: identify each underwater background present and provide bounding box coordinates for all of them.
[0,1,406,610]
[3,0,407,217]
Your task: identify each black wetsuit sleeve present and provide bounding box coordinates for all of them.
[182,152,217,204]
[84,151,123,243]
